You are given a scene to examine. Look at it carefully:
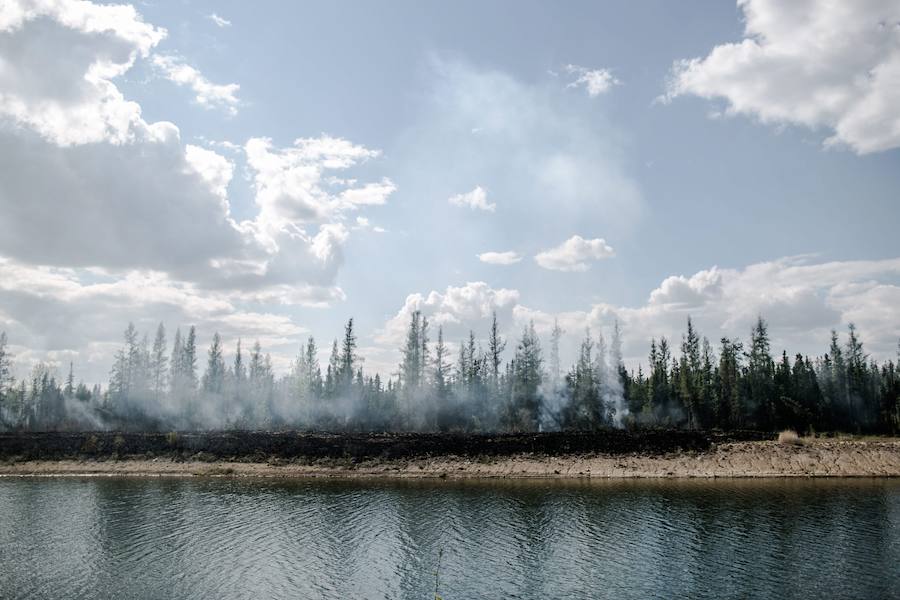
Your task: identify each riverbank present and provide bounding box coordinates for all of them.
[2,438,898,478]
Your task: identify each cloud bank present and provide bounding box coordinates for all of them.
[380,256,900,374]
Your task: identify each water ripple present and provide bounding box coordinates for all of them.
[0,478,898,599]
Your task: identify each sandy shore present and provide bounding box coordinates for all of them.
[1,438,898,479]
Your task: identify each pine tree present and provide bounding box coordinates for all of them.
[746,317,774,428]
[509,321,543,431]
[203,332,226,395]
[420,316,430,386]
[649,338,672,422]
[432,326,450,399]
[400,311,423,392]
[566,329,600,428]
[169,328,184,399]
[339,318,358,395]
[549,319,563,388]
[248,340,270,426]
[304,337,322,398]
[149,323,168,403]
[64,362,75,398]
[233,339,246,388]
[678,317,702,429]
[698,337,716,428]
[488,311,507,384]
[845,323,867,426]
[323,339,339,400]
[828,329,849,418]
[718,337,743,428]
[0,332,12,424]
[183,326,198,392]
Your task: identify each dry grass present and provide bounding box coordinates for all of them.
[778,430,804,446]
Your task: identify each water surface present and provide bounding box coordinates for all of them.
[0,477,897,599]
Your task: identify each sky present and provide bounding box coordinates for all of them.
[0,0,899,385]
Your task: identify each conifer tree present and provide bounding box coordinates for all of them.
[339,318,358,395]
[203,332,226,395]
[509,321,543,431]
[488,311,507,384]
[149,323,168,403]
[746,317,774,428]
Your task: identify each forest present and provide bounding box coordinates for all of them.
[0,313,897,434]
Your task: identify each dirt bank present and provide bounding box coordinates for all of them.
[2,439,898,479]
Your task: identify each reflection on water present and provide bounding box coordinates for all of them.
[0,477,898,599]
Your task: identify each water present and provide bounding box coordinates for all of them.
[0,477,898,599]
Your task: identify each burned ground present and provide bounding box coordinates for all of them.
[0,430,773,463]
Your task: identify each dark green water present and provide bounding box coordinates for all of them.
[0,477,897,599]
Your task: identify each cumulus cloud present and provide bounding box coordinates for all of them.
[152,54,240,115]
[516,256,900,369]
[208,13,231,28]
[351,256,900,381]
[376,281,520,347]
[478,251,522,265]
[448,186,495,212]
[0,0,393,289]
[0,0,165,146]
[564,64,621,97]
[534,235,615,272]
[665,0,900,154]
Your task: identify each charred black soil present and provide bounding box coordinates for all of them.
[0,430,771,463]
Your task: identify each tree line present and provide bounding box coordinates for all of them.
[0,315,897,433]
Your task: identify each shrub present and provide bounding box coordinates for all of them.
[777,429,803,446]
[81,434,99,453]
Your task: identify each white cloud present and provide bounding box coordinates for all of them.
[208,13,231,28]
[448,186,496,212]
[0,109,244,278]
[0,0,165,146]
[152,54,240,115]
[516,256,900,369]
[534,235,615,272]
[184,144,234,199]
[353,216,387,233]
[0,0,400,381]
[245,136,394,231]
[665,0,900,154]
[377,281,520,346]
[339,178,397,207]
[565,64,621,97]
[477,251,522,265]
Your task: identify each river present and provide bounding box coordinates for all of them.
[1,477,897,599]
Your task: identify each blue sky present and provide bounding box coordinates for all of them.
[0,0,898,383]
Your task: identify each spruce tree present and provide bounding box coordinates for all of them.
[149,323,168,404]
[203,332,225,394]
[509,321,543,431]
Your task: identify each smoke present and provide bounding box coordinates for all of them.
[1,318,636,433]
[61,395,107,430]
[538,379,567,431]
[602,371,628,428]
